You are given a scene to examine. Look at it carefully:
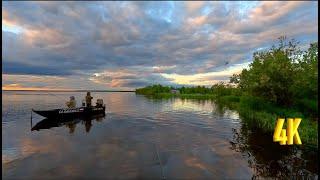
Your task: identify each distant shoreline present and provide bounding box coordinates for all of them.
[2,90,135,92]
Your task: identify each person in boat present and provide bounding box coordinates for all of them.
[82,99,86,107]
[85,92,93,107]
[66,96,76,108]
[96,99,104,108]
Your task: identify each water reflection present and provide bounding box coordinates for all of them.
[66,122,77,134]
[142,95,318,179]
[3,92,318,179]
[31,114,105,133]
[230,125,318,179]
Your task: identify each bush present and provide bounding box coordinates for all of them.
[294,98,318,117]
[239,96,273,111]
[236,38,318,108]
[221,95,240,102]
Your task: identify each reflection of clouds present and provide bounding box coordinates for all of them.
[163,99,215,114]
[2,149,19,164]
[20,133,72,156]
[96,143,118,158]
[223,111,240,121]
[3,92,279,179]
[161,98,239,120]
[208,141,236,157]
[185,157,207,170]
[3,132,73,176]
[62,164,80,177]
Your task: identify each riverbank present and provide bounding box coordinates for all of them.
[135,40,318,149]
[136,92,318,149]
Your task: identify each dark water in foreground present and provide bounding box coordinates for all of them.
[2,91,318,179]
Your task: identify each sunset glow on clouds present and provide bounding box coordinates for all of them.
[2,1,318,90]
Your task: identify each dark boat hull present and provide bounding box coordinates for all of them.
[31,114,105,131]
[32,106,105,119]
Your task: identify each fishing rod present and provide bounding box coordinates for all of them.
[30,77,70,130]
[155,140,165,180]
[44,91,67,102]
[30,109,32,131]
[148,74,165,179]
[34,76,74,102]
[152,106,166,179]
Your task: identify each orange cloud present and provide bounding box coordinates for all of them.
[249,1,304,20]
[185,1,206,14]
[2,11,25,33]
[23,28,70,48]
[188,15,207,26]
[2,84,73,91]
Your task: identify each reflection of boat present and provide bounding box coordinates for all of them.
[32,106,105,119]
[31,114,105,133]
[31,118,80,131]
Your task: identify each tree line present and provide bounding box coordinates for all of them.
[136,37,318,118]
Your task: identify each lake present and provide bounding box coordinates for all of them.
[2,91,318,179]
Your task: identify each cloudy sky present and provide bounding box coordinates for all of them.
[2,1,318,90]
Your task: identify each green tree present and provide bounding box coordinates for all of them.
[236,37,317,109]
[238,37,302,106]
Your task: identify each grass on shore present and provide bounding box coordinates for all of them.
[138,92,318,149]
[218,95,317,149]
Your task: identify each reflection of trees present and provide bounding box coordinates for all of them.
[211,101,227,117]
[230,125,318,179]
[210,99,319,179]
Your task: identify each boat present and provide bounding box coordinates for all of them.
[32,106,105,119]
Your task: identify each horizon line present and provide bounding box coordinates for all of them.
[2,89,135,92]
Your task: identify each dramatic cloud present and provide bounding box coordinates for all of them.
[2,1,318,90]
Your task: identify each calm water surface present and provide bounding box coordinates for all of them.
[2,91,318,179]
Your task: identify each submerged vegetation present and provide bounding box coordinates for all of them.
[136,37,318,148]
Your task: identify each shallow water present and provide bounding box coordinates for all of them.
[2,91,318,179]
